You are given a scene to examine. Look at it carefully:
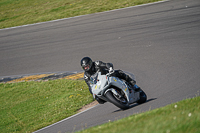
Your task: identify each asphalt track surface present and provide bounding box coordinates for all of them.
[1,0,200,132]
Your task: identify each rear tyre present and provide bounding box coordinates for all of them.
[137,89,147,104]
[105,91,129,110]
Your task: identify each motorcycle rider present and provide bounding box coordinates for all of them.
[80,57,140,104]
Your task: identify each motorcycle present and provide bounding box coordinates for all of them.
[90,71,147,110]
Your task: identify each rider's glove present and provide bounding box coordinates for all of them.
[109,67,114,73]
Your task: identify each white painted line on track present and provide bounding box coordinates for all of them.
[1,0,169,31]
[33,104,99,133]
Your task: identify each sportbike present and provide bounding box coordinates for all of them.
[90,71,147,109]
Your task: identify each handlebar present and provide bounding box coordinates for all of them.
[106,70,115,76]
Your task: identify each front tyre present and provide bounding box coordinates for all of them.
[137,89,147,104]
[105,91,129,110]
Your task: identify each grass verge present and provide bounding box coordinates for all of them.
[1,79,199,133]
[0,79,93,133]
[78,96,200,133]
[0,0,162,29]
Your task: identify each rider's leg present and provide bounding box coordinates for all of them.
[112,70,140,91]
[114,70,136,86]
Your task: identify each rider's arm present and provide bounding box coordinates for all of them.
[95,61,113,70]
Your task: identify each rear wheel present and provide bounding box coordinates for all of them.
[137,89,147,104]
[105,91,129,110]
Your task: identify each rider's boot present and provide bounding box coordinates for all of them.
[132,84,141,91]
[125,76,141,91]
[128,79,136,86]
[116,70,140,91]
[127,79,140,91]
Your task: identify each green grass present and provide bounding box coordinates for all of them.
[78,96,200,133]
[0,0,162,29]
[0,79,93,133]
[1,80,199,133]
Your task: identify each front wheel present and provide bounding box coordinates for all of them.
[105,91,129,110]
[137,89,147,104]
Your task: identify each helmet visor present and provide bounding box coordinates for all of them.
[83,64,90,71]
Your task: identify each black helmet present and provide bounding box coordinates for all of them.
[80,57,93,71]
